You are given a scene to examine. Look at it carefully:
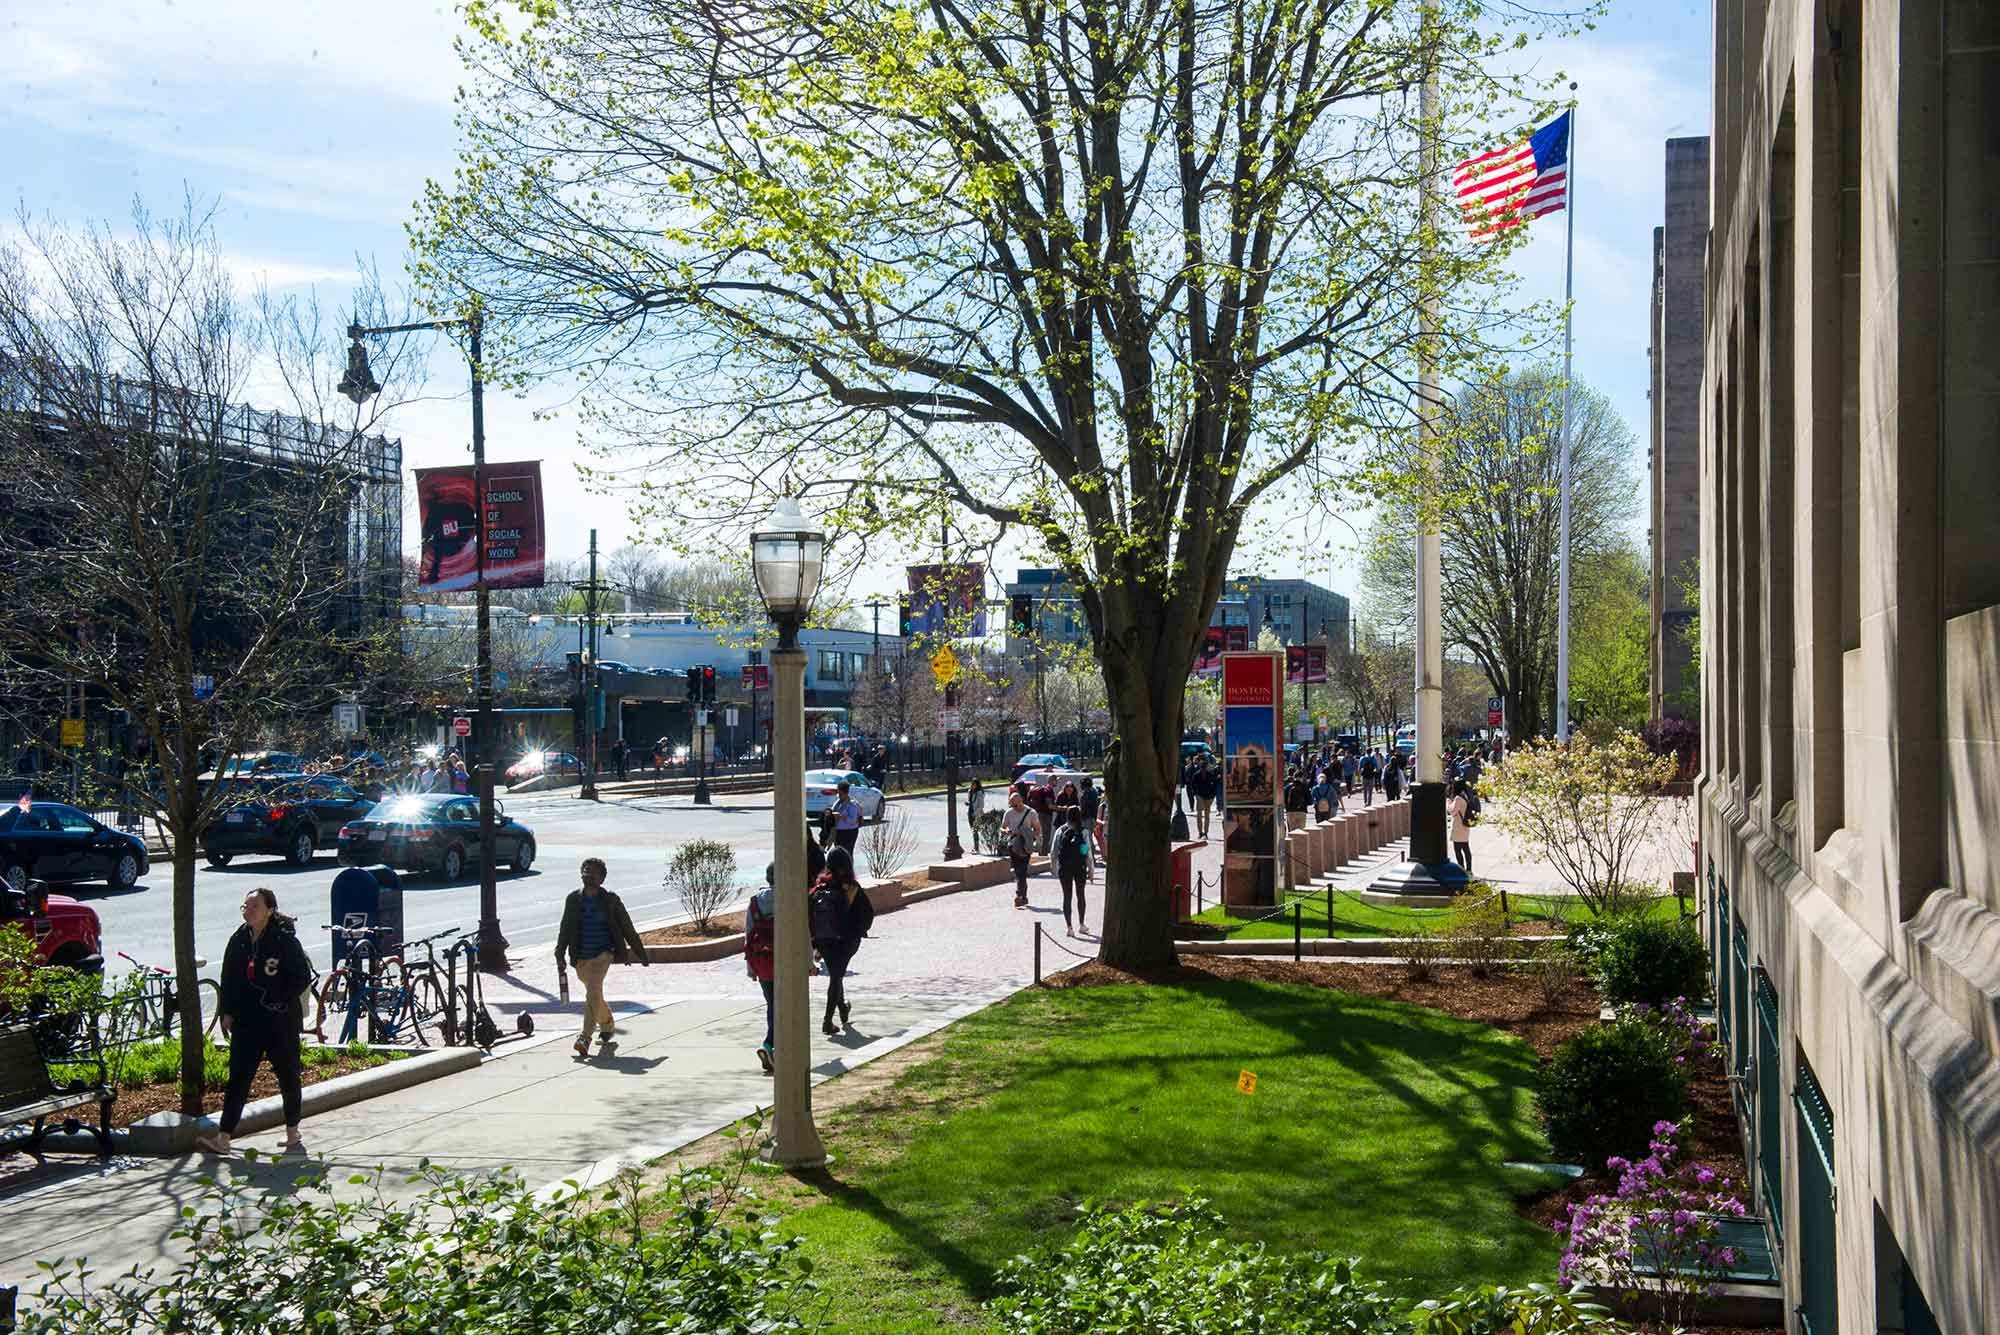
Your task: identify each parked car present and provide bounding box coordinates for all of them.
[201,773,375,869]
[1010,752,1069,782]
[0,802,149,893]
[505,749,584,783]
[0,881,103,972]
[1015,766,1091,795]
[335,794,537,881]
[802,769,886,822]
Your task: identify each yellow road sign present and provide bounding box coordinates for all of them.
[930,644,960,684]
[59,719,85,747]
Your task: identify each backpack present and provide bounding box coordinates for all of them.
[1464,789,1481,824]
[808,883,846,944]
[744,899,775,979]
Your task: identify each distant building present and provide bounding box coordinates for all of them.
[1002,569,1350,658]
[1649,136,1707,720]
[1700,2,1998,1332]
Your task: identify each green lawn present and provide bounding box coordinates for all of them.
[1188,887,1686,940]
[704,977,1566,1333]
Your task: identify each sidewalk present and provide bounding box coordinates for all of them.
[0,871,1057,1293]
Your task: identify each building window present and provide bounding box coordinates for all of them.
[818,650,844,681]
[849,652,868,679]
[1754,967,1783,1247]
[1793,1055,1837,1332]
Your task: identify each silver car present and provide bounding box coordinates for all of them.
[803,769,886,821]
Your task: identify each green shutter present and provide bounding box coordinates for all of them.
[1792,1058,1837,1334]
[1755,969,1783,1247]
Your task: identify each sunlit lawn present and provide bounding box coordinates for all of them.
[1186,888,1686,940]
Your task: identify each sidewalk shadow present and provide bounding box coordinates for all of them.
[576,1051,670,1074]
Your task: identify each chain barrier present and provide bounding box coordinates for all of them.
[1032,922,1099,985]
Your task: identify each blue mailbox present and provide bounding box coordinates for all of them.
[328,864,403,965]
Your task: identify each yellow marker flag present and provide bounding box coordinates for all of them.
[1237,1069,1258,1096]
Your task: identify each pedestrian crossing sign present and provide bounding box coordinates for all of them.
[930,645,960,684]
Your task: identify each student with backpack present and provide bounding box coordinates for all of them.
[1360,749,1380,805]
[808,846,874,1036]
[1449,781,1477,874]
[1053,807,1093,938]
[745,865,778,1074]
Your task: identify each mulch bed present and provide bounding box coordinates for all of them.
[1048,957,1600,1058]
[105,1050,391,1128]
[640,920,742,945]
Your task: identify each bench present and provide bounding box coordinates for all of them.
[0,1020,113,1158]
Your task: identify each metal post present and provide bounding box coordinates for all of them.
[1033,923,1042,986]
[1556,85,1579,742]
[581,529,600,800]
[941,513,963,861]
[766,627,824,1167]
[1294,902,1302,962]
[470,314,506,970]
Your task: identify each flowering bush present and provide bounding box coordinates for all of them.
[1557,1120,1749,1331]
[1624,997,1724,1072]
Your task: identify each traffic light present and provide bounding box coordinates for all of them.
[698,665,717,703]
[897,595,915,638]
[686,667,701,701]
[1009,594,1033,638]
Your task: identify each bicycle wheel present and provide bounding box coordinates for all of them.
[197,978,223,1037]
[399,967,449,1048]
[366,958,409,1043]
[312,969,353,1043]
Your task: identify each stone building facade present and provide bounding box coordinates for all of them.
[1649,136,1708,720]
[1699,1,1999,1331]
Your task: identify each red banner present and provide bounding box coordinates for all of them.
[1192,624,1250,676]
[414,462,546,592]
[1285,645,1328,684]
[1222,652,1277,706]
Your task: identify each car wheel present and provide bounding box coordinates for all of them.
[287,829,316,868]
[442,845,465,881]
[0,863,28,892]
[108,852,140,890]
[511,839,535,872]
[205,851,234,868]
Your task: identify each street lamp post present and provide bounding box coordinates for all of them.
[342,314,509,969]
[750,496,827,1168]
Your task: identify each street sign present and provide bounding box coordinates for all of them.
[191,673,215,701]
[725,707,740,727]
[1487,696,1504,728]
[929,644,960,684]
[58,719,84,748]
[452,716,472,738]
[937,707,962,732]
[333,703,362,736]
[740,664,771,691]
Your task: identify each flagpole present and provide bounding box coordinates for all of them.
[1555,85,1577,741]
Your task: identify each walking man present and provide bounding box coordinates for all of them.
[1001,788,1041,908]
[555,857,651,1057]
[1191,755,1216,840]
[1360,748,1379,805]
[831,780,863,854]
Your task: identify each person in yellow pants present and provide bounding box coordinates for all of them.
[554,857,651,1057]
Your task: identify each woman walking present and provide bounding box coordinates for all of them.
[555,857,651,1057]
[1001,788,1041,908]
[746,864,778,1074]
[1053,807,1093,937]
[198,888,312,1157]
[1384,752,1404,803]
[1448,781,1474,874]
[965,778,987,852]
[808,847,875,1035]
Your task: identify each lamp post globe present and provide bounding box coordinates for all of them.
[750,496,827,1168]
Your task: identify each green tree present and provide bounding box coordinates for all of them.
[1361,366,1639,744]
[414,0,1581,967]
[1569,543,1650,733]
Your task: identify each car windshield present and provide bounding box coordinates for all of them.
[364,796,448,822]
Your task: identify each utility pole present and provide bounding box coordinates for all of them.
[581,529,600,800]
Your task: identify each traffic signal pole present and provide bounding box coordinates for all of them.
[692,664,713,805]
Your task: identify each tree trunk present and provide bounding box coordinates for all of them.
[173,838,203,1117]
[1095,627,1186,971]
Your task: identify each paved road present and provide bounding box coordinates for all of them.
[86,789,963,973]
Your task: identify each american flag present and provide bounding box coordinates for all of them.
[1452,111,1570,241]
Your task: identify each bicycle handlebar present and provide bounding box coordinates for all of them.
[406,927,462,949]
[321,922,393,936]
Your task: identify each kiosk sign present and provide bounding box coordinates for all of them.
[1219,651,1285,907]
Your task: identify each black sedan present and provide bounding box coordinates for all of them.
[202,773,377,868]
[335,794,537,881]
[0,802,149,892]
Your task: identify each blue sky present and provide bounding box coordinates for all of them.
[2,1,1710,612]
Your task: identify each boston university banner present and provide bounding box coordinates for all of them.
[414,462,546,591]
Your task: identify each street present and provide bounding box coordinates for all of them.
[88,788,962,974]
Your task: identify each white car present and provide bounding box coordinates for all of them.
[803,769,886,822]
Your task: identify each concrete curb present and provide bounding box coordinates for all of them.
[108,1046,484,1156]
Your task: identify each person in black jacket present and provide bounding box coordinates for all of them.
[808,846,874,1036]
[197,887,313,1157]
[554,858,651,1057]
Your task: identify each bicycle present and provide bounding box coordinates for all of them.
[312,922,412,1044]
[115,952,221,1040]
[392,928,461,1048]
[443,933,532,1049]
